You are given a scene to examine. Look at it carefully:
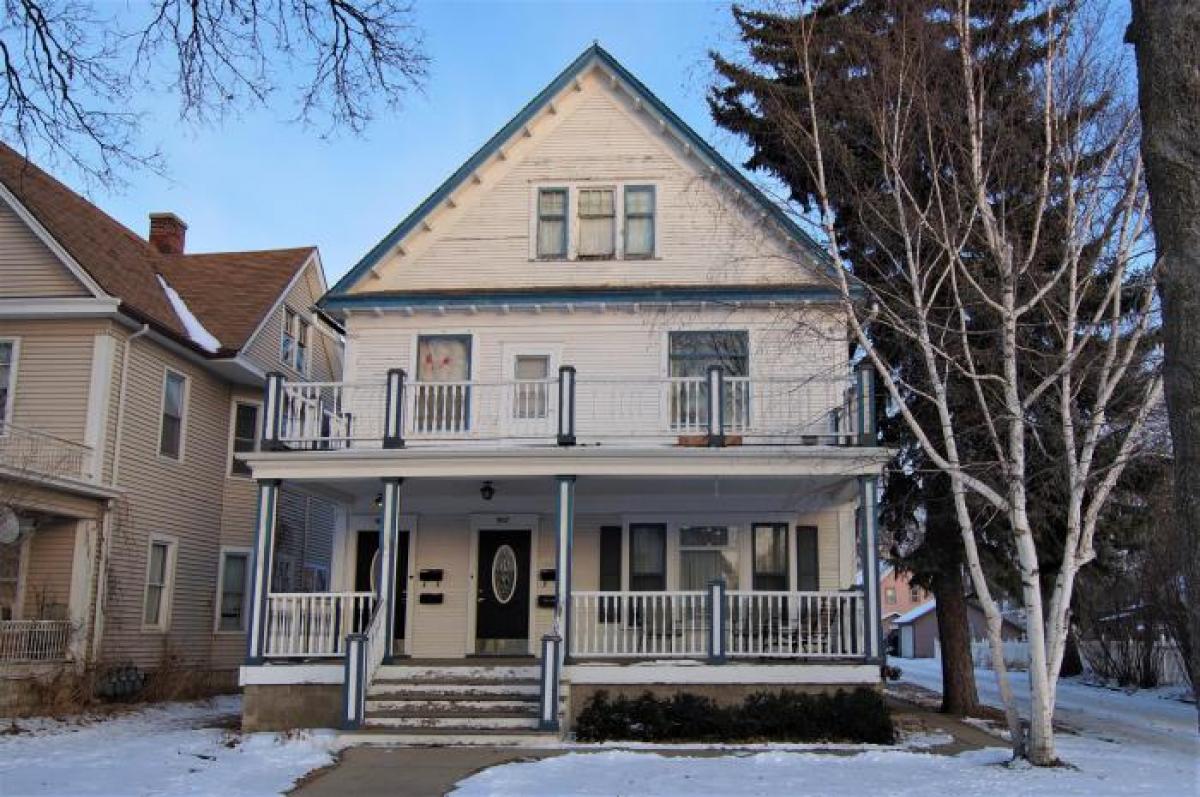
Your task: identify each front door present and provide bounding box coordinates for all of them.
[475,528,531,655]
[354,529,410,644]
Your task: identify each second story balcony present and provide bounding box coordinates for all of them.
[263,364,877,452]
[0,421,94,483]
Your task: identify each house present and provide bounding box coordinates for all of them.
[892,600,1025,659]
[0,144,342,708]
[237,44,890,742]
[880,565,932,634]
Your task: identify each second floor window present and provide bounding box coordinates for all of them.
[159,370,186,459]
[537,188,568,258]
[0,340,14,429]
[230,402,260,476]
[578,188,615,258]
[624,186,655,257]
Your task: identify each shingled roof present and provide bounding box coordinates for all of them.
[0,143,316,357]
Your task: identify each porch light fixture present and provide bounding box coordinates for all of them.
[373,493,384,509]
[480,481,495,501]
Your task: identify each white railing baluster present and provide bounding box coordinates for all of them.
[263,592,376,658]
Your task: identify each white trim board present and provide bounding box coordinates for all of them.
[565,663,880,685]
[239,664,344,686]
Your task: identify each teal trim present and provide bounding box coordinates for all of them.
[325,44,839,303]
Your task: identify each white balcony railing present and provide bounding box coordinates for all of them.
[569,590,865,659]
[0,620,73,663]
[725,591,865,658]
[269,372,861,450]
[0,422,92,481]
[263,592,375,658]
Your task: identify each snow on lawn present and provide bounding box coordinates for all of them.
[0,695,336,797]
[450,736,1193,797]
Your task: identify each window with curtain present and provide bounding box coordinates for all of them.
[159,371,186,458]
[217,551,249,631]
[628,524,666,591]
[537,188,568,258]
[679,526,738,589]
[578,188,615,258]
[143,539,175,628]
[752,523,788,591]
[230,402,259,476]
[624,186,655,257]
[0,340,14,428]
[416,335,472,432]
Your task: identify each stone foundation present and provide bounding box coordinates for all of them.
[242,683,343,731]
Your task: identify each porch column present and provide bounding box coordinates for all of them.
[246,479,281,663]
[554,475,576,659]
[378,477,404,662]
[858,476,883,660]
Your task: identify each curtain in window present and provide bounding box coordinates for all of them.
[537,190,567,257]
[680,550,739,589]
[417,337,470,381]
[578,189,615,257]
[624,187,654,256]
[143,543,168,625]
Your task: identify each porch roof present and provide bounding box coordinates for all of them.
[243,444,890,482]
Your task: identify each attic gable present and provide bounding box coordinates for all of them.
[328,45,835,304]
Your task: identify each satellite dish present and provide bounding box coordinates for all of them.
[0,506,19,545]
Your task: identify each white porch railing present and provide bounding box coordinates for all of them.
[0,620,73,663]
[278,382,387,448]
[0,422,93,481]
[726,591,865,658]
[571,591,710,658]
[263,592,375,657]
[406,379,558,440]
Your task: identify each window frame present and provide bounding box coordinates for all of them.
[157,368,188,461]
[623,185,656,259]
[535,187,569,260]
[628,523,667,592]
[0,337,19,433]
[281,307,297,367]
[576,186,617,260]
[295,317,311,375]
[751,522,789,592]
[213,546,251,633]
[228,400,261,478]
[678,525,739,590]
[141,534,178,632]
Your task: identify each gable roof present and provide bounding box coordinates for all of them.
[326,43,835,303]
[893,601,938,625]
[0,143,316,356]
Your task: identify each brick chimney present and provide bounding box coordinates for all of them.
[148,212,187,254]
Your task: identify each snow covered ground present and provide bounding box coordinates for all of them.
[0,695,336,796]
[451,661,1198,796]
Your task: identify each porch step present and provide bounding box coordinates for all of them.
[364,715,542,730]
[368,679,541,698]
[366,697,539,713]
[373,664,540,680]
[339,727,560,747]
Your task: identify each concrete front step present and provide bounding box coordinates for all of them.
[368,680,541,697]
[339,728,559,747]
[366,698,539,713]
[364,715,542,730]
[374,664,540,680]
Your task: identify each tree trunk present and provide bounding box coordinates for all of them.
[932,570,979,715]
[1129,0,1200,725]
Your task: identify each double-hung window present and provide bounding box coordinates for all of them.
[0,339,15,431]
[537,188,568,258]
[628,524,666,591]
[159,370,186,459]
[624,186,655,257]
[230,402,260,476]
[142,537,176,630]
[679,526,739,590]
[577,188,615,258]
[752,523,789,591]
[216,549,250,632]
[281,309,310,374]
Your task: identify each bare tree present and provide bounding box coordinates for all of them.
[716,1,1160,765]
[0,0,427,187]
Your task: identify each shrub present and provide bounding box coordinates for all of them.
[575,687,894,744]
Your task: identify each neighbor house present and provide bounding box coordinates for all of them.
[0,145,342,707]
[880,565,932,634]
[237,45,890,741]
[891,600,1025,659]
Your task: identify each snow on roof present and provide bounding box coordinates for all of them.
[157,274,221,353]
[893,600,937,625]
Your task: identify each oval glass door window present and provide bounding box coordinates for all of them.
[491,544,518,605]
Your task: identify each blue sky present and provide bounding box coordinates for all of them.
[83,1,737,283]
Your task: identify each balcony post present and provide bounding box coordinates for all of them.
[557,366,576,446]
[246,479,280,664]
[378,477,403,662]
[260,372,286,450]
[858,476,882,660]
[855,361,877,446]
[706,365,725,447]
[538,633,562,731]
[707,578,726,663]
[555,475,575,660]
[383,368,407,449]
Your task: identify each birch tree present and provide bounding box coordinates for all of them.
[712,0,1160,765]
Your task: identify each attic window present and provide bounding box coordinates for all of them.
[281,308,310,374]
[536,188,568,258]
[577,188,615,259]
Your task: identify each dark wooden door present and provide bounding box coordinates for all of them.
[354,529,409,640]
[475,529,530,647]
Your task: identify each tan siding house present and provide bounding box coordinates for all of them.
[237,45,889,741]
[0,144,342,704]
